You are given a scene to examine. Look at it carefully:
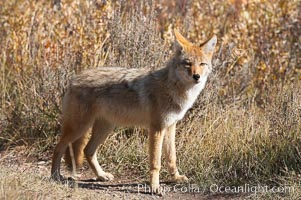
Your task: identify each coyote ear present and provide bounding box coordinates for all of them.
[174,29,193,49]
[200,35,217,54]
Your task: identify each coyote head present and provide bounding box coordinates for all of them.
[173,30,217,85]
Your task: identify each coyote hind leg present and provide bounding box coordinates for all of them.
[84,118,114,181]
[51,120,92,181]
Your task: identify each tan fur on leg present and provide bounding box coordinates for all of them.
[164,123,188,183]
[149,128,166,194]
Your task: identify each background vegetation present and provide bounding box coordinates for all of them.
[0,0,300,199]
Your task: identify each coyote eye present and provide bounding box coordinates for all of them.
[182,59,192,66]
[200,63,208,66]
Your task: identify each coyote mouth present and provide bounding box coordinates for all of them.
[194,79,201,84]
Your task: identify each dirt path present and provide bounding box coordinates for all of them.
[0,147,242,200]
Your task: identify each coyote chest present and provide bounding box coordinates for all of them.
[164,77,207,126]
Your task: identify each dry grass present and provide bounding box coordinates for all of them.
[0,0,301,199]
[0,164,141,200]
[0,166,75,200]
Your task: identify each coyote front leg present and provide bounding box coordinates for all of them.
[164,123,188,183]
[149,128,165,194]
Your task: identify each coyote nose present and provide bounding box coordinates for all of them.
[193,74,200,81]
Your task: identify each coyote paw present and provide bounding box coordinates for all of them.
[97,172,114,181]
[50,174,76,186]
[171,174,188,183]
[63,176,76,186]
[150,183,164,196]
[50,173,64,182]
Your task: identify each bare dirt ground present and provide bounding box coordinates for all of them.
[0,146,244,200]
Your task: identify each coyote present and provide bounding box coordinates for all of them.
[51,30,217,194]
